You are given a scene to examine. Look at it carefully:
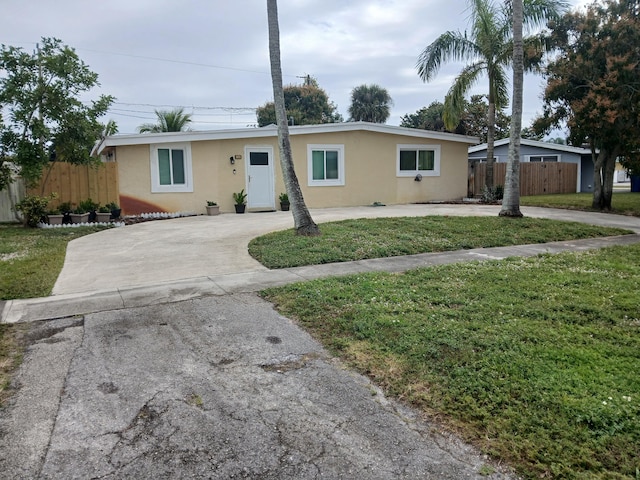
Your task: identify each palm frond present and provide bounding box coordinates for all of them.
[443,62,486,130]
[489,65,510,110]
[416,31,480,81]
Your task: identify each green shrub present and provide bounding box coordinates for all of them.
[15,193,57,227]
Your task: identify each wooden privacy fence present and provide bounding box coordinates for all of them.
[27,162,119,209]
[468,162,577,197]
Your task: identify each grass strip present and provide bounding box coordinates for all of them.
[521,191,640,216]
[249,216,630,269]
[0,224,108,300]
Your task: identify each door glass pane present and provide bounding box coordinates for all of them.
[399,150,416,170]
[250,152,269,166]
[326,151,339,179]
[312,150,325,180]
[158,149,171,185]
[418,150,435,170]
[171,149,185,184]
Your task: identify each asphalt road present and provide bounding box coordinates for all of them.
[1,294,515,479]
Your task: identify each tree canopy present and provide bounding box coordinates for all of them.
[138,108,192,133]
[0,37,114,189]
[535,0,640,209]
[256,79,343,127]
[347,84,392,123]
[400,95,510,143]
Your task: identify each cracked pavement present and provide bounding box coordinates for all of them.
[0,293,515,479]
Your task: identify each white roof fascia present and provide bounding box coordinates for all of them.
[97,122,479,155]
[468,138,591,155]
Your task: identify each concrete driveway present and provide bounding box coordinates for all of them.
[52,204,640,295]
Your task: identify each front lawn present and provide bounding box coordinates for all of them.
[0,224,108,300]
[521,191,640,216]
[263,245,640,479]
[249,216,630,269]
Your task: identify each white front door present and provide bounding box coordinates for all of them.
[245,146,275,210]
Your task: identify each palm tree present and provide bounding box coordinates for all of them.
[500,0,524,217]
[267,0,319,236]
[348,84,393,123]
[416,0,565,189]
[137,108,192,133]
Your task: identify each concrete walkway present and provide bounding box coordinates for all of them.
[3,204,640,324]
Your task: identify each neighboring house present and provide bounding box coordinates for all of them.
[468,138,594,193]
[94,122,478,215]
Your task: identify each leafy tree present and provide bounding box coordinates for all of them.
[520,126,545,140]
[463,95,511,143]
[347,84,392,123]
[500,0,525,218]
[267,0,319,236]
[400,101,458,132]
[400,95,510,142]
[416,0,565,189]
[256,81,343,127]
[138,108,192,133]
[536,0,640,210]
[0,37,114,189]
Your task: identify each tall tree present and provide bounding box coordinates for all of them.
[463,95,511,143]
[416,0,565,189]
[347,84,393,123]
[500,0,524,217]
[536,0,640,210]
[0,37,113,189]
[256,81,343,127]
[138,108,192,133]
[400,95,510,142]
[267,0,319,236]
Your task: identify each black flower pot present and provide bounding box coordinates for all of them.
[234,204,246,214]
[280,202,290,211]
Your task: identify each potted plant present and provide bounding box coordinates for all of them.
[233,189,247,214]
[79,198,99,222]
[106,201,121,220]
[96,205,112,223]
[279,192,290,211]
[59,202,73,224]
[69,205,89,224]
[47,207,63,225]
[206,200,220,216]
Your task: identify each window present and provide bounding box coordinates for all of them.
[528,155,559,162]
[397,145,440,176]
[307,144,345,186]
[150,143,193,193]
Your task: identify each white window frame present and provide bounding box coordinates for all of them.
[307,144,345,187]
[150,142,193,193]
[525,154,561,163]
[397,144,441,177]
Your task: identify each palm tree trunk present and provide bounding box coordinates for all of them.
[486,88,496,190]
[267,0,319,236]
[500,0,523,217]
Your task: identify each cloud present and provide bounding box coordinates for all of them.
[1,0,583,134]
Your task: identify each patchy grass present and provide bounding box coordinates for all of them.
[0,224,108,300]
[249,216,630,269]
[521,192,640,216]
[0,323,29,407]
[263,245,640,479]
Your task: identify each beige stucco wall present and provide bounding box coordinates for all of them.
[115,130,469,215]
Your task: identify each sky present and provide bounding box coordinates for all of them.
[1,0,590,136]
